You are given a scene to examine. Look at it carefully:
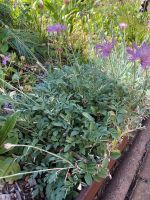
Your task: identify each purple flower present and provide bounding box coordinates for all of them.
[47,24,66,33]
[95,39,115,57]
[2,55,9,65]
[1,102,13,114]
[127,43,150,69]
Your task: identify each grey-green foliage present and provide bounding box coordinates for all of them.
[5,63,136,199]
[0,3,13,26]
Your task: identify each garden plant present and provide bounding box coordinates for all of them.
[0,0,150,199]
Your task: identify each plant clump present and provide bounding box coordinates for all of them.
[0,0,150,200]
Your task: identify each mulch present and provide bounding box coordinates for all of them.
[0,179,33,200]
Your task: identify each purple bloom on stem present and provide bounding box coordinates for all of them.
[95,39,115,57]
[2,55,9,65]
[2,102,13,114]
[47,24,66,33]
[127,43,150,69]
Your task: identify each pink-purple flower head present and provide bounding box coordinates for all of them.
[95,39,116,58]
[119,22,128,29]
[127,43,150,69]
[47,24,66,33]
[2,55,9,65]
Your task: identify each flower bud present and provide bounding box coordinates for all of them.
[37,0,44,9]
[119,22,128,29]
[64,0,70,5]
[4,143,14,150]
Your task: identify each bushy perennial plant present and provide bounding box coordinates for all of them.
[1,55,149,199]
[0,1,150,199]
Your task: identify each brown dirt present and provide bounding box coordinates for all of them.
[0,180,33,200]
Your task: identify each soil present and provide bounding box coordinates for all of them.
[0,179,33,200]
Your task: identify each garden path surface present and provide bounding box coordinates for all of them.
[130,142,150,200]
[100,119,150,200]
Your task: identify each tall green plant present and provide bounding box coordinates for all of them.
[0,112,20,180]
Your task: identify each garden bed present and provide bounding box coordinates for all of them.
[0,123,149,200]
[76,118,150,200]
[0,1,150,200]
[76,136,129,200]
[100,118,150,200]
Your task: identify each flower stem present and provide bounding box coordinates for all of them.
[137,69,148,104]
[0,167,72,180]
[133,63,136,89]
[7,144,74,167]
[141,69,148,98]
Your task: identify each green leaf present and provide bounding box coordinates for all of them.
[84,174,93,185]
[0,157,20,180]
[82,112,94,122]
[102,158,109,168]
[0,112,19,145]
[110,150,121,160]
[71,130,79,136]
[0,69,5,87]
[97,167,108,178]
[47,173,57,184]
[52,122,64,127]
[45,1,59,21]
[12,73,20,81]
[64,144,71,152]
[117,114,124,124]
[117,127,122,136]
[0,43,8,54]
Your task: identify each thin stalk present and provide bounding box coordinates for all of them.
[109,57,115,78]
[0,167,72,180]
[58,52,62,67]
[141,69,148,99]
[133,63,136,89]
[121,126,146,137]
[6,144,74,167]
[135,69,148,105]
